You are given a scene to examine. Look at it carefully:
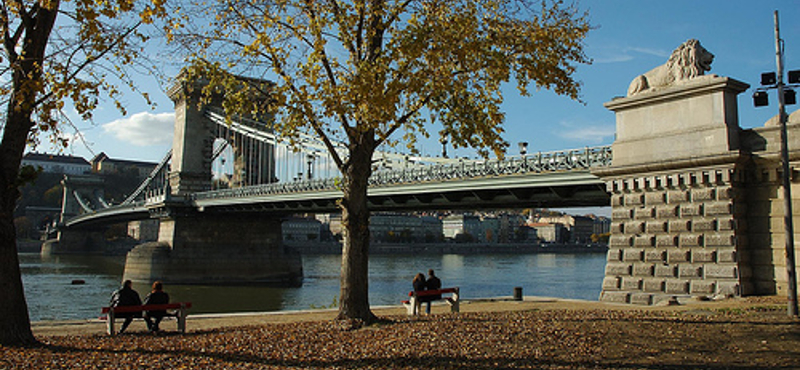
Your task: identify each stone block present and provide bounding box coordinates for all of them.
[633,263,655,277]
[610,235,632,247]
[611,194,624,206]
[669,220,691,232]
[704,264,739,279]
[691,219,716,232]
[623,249,644,262]
[606,263,632,276]
[624,221,645,233]
[645,192,666,205]
[657,205,679,218]
[667,249,691,263]
[717,248,737,263]
[692,188,716,201]
[692,249,716,263]
[634,235,655,247]
[717,217,736,231]
[645,249,667,262]
[704,233,736,247]
[635,207,656,219]
[611,222,625,234]
[717,186,735,200]
[600,291,629,303]
[690,280,716,294]
[655,235,676,247]
[680,203,703,217]
[668,190,690,204]
[606,248,623,262]
[630,293,653,305]
[643,279,665,292]
[716,281,741,297]
[602,276,621,290]
[621,277,643,290]
[678,264,703,278]
[646,221,668,233]
[613,208,633,220]
[679,234,703,247]
[624,193,644,206]
[665,280,690,294]
[705,201,733,216]
[655,264,677,277]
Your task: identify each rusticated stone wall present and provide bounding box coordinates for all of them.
[595,75,751,305]
[599,166,748,304]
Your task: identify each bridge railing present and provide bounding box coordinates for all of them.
[191,145,611,201]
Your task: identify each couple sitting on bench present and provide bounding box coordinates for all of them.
[405,269,459,315]
[109,280,171,334]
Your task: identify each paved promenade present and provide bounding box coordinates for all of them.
[31,295,778,337]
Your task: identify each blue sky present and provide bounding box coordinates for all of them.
[55,1,800,165]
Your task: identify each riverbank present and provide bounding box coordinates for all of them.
[10,295,798,369]
[286,241,609,254]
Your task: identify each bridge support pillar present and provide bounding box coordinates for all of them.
[123,210,302,285]
[594,76,751,305]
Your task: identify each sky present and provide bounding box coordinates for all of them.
[50,1,800,167]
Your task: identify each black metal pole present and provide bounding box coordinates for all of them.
[774,10,799,317]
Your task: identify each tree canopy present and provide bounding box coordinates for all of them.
[170,0,591,322]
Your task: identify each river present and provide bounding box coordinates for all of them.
[19,251,607,322]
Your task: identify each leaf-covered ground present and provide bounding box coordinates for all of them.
[3,306,799,369]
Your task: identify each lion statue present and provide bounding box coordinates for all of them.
[627,39,714,96]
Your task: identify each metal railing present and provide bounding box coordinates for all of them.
[191,145,611,201]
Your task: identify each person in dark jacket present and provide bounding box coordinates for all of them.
[424,269,442,314]
[143,281,170,332]
[110,280,142,334]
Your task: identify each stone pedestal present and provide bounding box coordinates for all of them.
[593,76,750,304]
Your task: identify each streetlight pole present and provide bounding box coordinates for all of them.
[773,10,799,317]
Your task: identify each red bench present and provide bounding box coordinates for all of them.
[101,302,192,335]
[402,287,460,315]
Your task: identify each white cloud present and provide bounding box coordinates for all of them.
[102,112,174,146]
[555,121,616,144]
[591,45,670,64]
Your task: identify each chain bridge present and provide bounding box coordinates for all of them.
[43,70,800,306]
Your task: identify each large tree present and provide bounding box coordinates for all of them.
[0,0,164,345]
[173,0,589,322]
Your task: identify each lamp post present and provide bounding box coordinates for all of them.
[518,142,528,156]
[753,10,799,317]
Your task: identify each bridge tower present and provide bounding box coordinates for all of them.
[594,75,752,305]
[121,76,302,286]
[41,174,109,255]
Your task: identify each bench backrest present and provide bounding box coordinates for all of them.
[102,302,192,314]
[408,287,458,298]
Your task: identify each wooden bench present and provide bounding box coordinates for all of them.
[402,287,459,315]
[101,302,192,335]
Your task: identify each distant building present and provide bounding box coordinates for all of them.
[421,216,444,242]
[91,152,157,179]
[443,214,482,242]
[571,216,595,244]
[528,222,567,243]
[593,216,612,235]
[21,153,91,175]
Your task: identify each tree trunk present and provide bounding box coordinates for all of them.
[0,108,37,346]
[0,2,60,346]
[336,134,377,323]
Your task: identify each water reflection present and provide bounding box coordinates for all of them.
[20,251,607,321]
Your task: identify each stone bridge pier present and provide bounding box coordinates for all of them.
[122,76,302,286]
[594,74,800,304]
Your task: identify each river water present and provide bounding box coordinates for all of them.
[20,252,607,322]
